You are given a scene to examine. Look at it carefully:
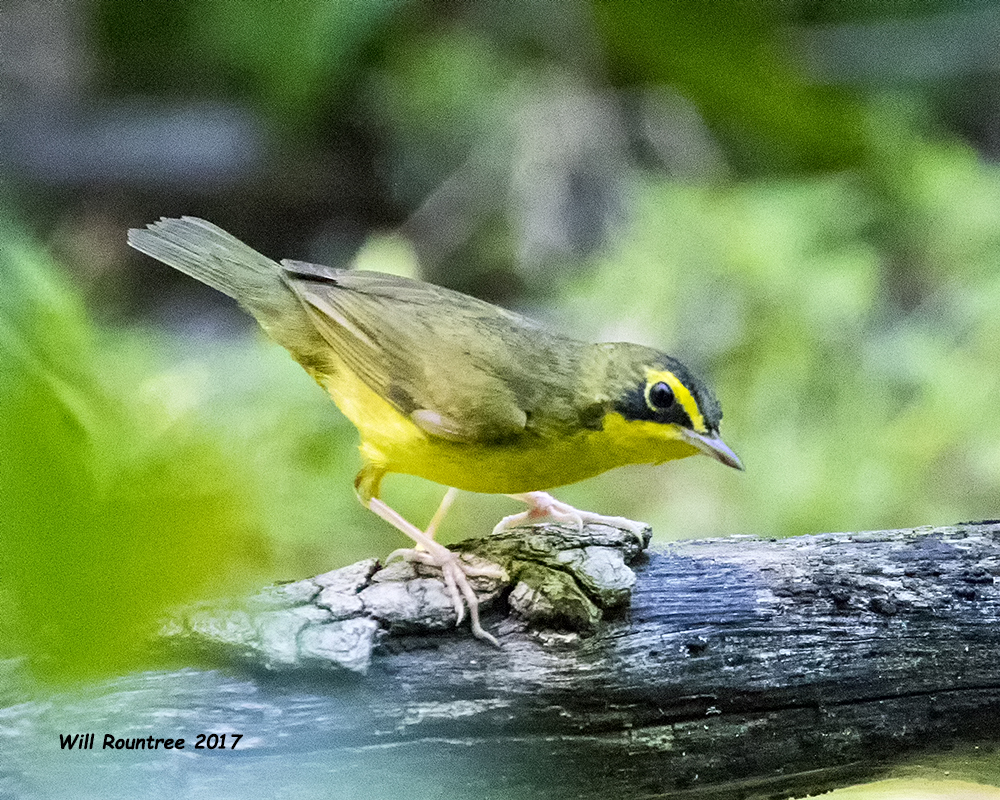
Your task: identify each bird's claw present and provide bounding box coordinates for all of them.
[494,492,648,548]
[384,544,504,646]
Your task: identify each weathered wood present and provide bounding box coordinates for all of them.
[148,521,1000,798]
[161,521,653,672]
[7,523,1000,799]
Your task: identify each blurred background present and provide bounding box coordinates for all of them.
[5,0,1000,684]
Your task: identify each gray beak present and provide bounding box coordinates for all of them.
[681,429,744,471]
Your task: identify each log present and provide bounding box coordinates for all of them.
[7,522,1000,799]
[159,520,1000,798]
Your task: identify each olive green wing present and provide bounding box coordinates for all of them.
[281,260,579,444]
[128,219,585,443]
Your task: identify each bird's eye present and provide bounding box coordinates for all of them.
[648,381,674,410]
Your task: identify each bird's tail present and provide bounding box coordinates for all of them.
[127,217,295,323]
[129,216,340,378]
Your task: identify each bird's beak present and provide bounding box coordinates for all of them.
[681,429,744,471]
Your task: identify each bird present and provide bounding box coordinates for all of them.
[128,217,742,644]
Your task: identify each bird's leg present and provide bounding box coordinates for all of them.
[384,486,457,562]
[424,486,459,540]
[367,490,503,646]
[493,491,649,543]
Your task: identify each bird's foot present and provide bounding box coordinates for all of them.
[369,496,506,645]
[386,543,506,646]
[493,491,650,547]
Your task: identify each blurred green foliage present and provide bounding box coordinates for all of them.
[0,220,272,685]
[94,0,404,131]
[593,0,868,172]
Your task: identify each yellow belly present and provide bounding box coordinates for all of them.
[318,362,699,496]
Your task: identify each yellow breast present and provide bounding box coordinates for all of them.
[317,359,699,496]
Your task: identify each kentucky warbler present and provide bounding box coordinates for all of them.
[128,217,742,644]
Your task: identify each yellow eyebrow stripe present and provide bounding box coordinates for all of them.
[645,368,707,432]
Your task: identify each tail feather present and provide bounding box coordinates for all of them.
[128,217,337,375]
[127,217,288,314]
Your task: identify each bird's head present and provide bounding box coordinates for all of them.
[596,344,743,471]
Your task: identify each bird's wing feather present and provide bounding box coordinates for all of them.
[281,261,572,444]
